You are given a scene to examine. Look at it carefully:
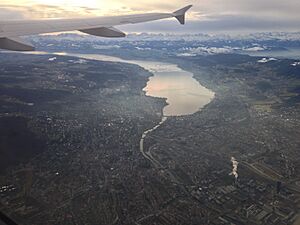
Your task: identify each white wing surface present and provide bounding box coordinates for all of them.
[0,5,192,51]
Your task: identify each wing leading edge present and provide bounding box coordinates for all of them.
[0,5,192,51]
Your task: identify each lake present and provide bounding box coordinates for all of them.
[49,52,215,117]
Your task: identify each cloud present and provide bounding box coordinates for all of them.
[0,7,25,19]
[119,13,300,34]
[0,0,299,33]
[0,4,103,18]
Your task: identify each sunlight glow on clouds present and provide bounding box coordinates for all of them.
[0,0,188,18]
[0,0,299,33]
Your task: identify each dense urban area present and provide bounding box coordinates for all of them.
[1,34,300,225]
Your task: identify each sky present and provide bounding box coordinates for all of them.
[0,0,299,34]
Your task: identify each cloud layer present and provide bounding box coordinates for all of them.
[0,0,299,33]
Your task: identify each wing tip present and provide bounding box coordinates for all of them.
[173,5,193,25]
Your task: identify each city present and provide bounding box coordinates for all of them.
[0,40,299,224]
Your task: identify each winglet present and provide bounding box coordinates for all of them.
[173,5,193,25]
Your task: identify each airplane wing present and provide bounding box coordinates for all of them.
[0,5,192,51]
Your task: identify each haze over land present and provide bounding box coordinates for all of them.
[1,32,300,224]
